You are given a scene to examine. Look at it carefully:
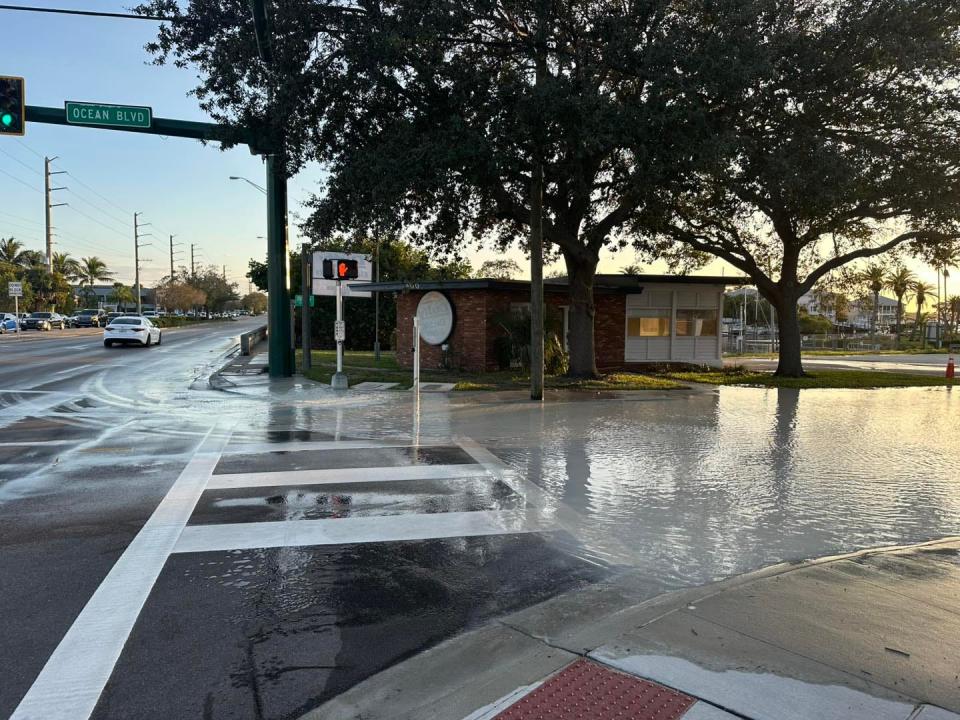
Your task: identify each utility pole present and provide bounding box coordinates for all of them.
[528,1,547,401]
[169,235,183,281]
[374,238,381,361]
[44,156,67,271]
[300,244,312,372]
[222,265,227,281]
[134,213,152,316]
[190,243,199,278]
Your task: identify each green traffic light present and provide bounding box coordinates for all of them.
[0,113,13,127]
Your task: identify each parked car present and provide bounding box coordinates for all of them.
[142,310,159,319]
[23,312,66,331]
[1,313,19,333]
[103,316,162,347]
[74,308,107,327]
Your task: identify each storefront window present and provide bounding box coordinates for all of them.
[676,309,718,336]
[627,309,671,337]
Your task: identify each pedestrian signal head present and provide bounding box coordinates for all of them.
[322,258,359,280]
[0,76,25,136]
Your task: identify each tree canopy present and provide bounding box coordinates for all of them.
[642,0,960,374]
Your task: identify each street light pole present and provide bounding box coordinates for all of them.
[229,175,267,194]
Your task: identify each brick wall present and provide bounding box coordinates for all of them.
[396,287,628,373]
[397,290,495,372]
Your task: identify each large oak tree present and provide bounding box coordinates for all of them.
[137,0,719,377]
[641,0,960,376]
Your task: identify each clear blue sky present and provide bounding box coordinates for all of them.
[0,0,322,290]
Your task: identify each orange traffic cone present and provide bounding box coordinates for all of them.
[947,354,956,379]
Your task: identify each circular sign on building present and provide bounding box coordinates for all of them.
[416,291,455,345]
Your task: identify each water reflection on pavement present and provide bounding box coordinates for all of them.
[276,384,960,594]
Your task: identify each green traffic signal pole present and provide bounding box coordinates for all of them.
[24,104,295,377]
[266,153,293,377]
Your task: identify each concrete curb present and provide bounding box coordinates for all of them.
[300,536,960,720]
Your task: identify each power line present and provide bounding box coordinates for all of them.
[0,146,43,177]
[63,188,131,233]
[0,209,42,227]
[0,4,174,21]
[59,169,133,219]
[0,166,41,194]
[66,205,130,239]
[14,138,44,160]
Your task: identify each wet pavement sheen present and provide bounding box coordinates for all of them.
[4,330,960,720]
[91,533,605,720]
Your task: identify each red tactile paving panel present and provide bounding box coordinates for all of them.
[494,659,696,720]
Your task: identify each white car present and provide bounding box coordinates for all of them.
[103,316,162,348]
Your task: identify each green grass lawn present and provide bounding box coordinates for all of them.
[301,350,956,390]
[665,368,960,389]
[301,350,683,391]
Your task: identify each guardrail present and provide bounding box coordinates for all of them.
[240,325,267,356]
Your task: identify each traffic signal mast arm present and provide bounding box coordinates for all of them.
[24,105,265,151]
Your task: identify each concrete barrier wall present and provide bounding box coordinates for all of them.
[240,325,268,356]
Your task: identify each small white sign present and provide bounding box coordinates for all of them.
[334,320,346,342]
[416,291,454,345]
[312,251,373,298]
[8,282,23,298]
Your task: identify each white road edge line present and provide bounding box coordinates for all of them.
[174,509,552,553]
[206,463,491,490]
[9,424,231,720]
[221,439,444,455]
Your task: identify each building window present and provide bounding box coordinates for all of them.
[676,309,718,337]
[627,309,671,337]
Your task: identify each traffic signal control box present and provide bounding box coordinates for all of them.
[0,76,25,136]
[322,258,359,280]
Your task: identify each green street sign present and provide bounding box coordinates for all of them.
[65,101,152,129]
[294,295,315,308]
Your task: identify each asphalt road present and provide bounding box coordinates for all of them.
[0,320,603,720]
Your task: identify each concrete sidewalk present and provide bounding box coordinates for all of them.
[305,537,960,720]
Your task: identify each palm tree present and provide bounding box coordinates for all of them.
[109,282,135,311]
[886,266,914,347]
[52,252,81,282]
[77,256,113,305]
[930,244,960,344]
[911,280,934,342]
[861,263,887,337]
[0,237,26,268]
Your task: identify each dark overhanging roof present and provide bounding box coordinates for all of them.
[351,274,750,294]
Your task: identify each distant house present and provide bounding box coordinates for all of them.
[72,284,156,312]
[798,291,898,330]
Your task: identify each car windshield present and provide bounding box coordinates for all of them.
[79,310,99,316]
[111,318,144,325]
[30,313,51,318]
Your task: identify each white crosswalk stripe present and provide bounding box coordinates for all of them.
[206,462,491,490]
[175,509,550,553]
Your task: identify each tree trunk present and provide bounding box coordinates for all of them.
[774,295,805,377]
[895,301,903,349]
[564,252,599,378]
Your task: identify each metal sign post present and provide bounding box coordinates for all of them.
[8,282,22,339]
[331,279,348,389]
[412,315,420,394]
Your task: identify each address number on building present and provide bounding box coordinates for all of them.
[334,320,345,342]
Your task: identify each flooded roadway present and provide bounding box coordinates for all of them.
[1,335,958,719]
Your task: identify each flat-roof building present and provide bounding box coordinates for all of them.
[359,274,746,372]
